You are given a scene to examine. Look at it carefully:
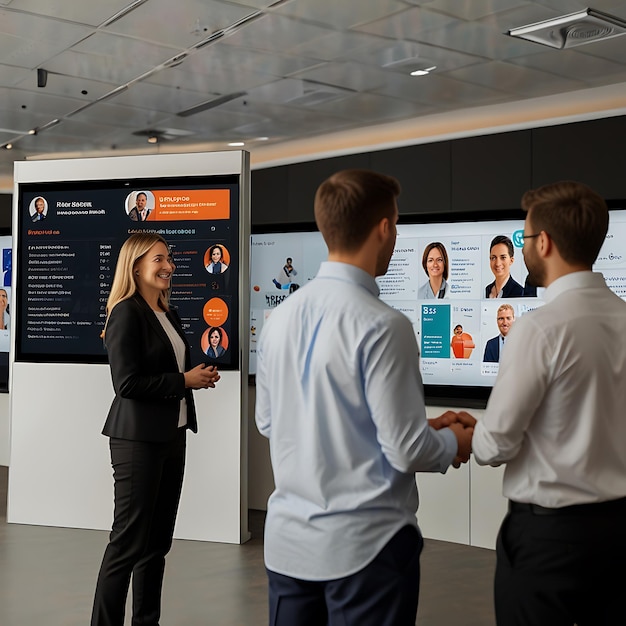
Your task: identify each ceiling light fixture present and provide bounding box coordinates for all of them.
[177,91,247,117]
[508,8,626,49]
[147,136,159,144]
[4,144,12,150]
[410,66,436,76]
[228,142,245,147]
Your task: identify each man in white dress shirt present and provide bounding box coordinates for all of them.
[472,180,626,626]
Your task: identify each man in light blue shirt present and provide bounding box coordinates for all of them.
[255,169,474,626]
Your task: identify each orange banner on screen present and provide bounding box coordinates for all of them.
[150,189,230,221]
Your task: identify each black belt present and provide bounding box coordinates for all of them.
[509,496,626,516]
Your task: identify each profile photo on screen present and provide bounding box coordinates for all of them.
[203,326,229,359]
[483,303,515,363]
[0,287,10,331]
[485,235,524,298]
[126,190,155,222]
[450,324,474,359]
[29,196,48,222]
[419,242,449,299]
[204,244,230,274]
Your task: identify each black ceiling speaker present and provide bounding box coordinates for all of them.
[37,68,48,88]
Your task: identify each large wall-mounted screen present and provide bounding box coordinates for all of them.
[250,207,626,405]
[17,175,240,369]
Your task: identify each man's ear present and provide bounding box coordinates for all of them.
[537,231,552,258]
[377,216,390,240]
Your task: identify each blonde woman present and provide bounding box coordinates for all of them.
[91,233,220,626]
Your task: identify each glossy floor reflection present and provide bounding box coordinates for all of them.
[0,465,496,625]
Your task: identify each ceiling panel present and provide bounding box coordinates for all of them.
[414,0,533,21]
[531,0,626,17]
[290,61,391,93]
[219,13,337,54]
[144,62,277,95]
[0,0,134,25]
[66,100,170,129]
[109,81,212,115]
[0,86,88,118]
[283,31,387,64]
[179,41,324,77]
[102,0,257,48]
[509,49,626,83]
[353,6,461,40]
[44,49,159,85]
[0,63,30,88]
[273,0,408,29]
[342,39,485,74]
[314,91,436,123]
[0,9,92,68]
[446,60,586,98]
[13,72,120,102]
[405,19,542,60]
[72,32,181,66]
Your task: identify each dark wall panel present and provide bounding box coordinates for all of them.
[451,130,532,213]
[285,153,370,223]
[249,114,626,227]
[531,116,626,199]
[251,166,289,225]
[0,195,11,230]
[370,142,451,215]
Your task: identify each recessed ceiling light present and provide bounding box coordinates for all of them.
[410,66,436,77]
[255,137,269,141]
[147,136,158,144]
[228,142,245,147]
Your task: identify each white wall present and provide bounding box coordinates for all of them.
[0,392,9,466]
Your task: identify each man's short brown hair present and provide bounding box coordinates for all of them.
[521,181,608,267]
[314,169,400,252]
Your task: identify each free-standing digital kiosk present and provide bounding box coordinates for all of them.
[9,151,250,543]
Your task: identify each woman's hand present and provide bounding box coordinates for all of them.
[184,364,221,389]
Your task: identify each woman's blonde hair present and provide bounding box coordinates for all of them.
[102,232,170,338]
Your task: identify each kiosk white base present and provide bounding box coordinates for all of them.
[8,363,249,543]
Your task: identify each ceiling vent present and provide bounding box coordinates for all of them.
[508,8,626,49]
[284,83,353,107]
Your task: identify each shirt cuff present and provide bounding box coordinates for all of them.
[437,427,459,473]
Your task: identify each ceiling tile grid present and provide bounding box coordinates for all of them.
[0,0,625,185]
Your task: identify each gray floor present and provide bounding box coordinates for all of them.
[0,465,496,625]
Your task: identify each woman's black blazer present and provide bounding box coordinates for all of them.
[102,293,197,442]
